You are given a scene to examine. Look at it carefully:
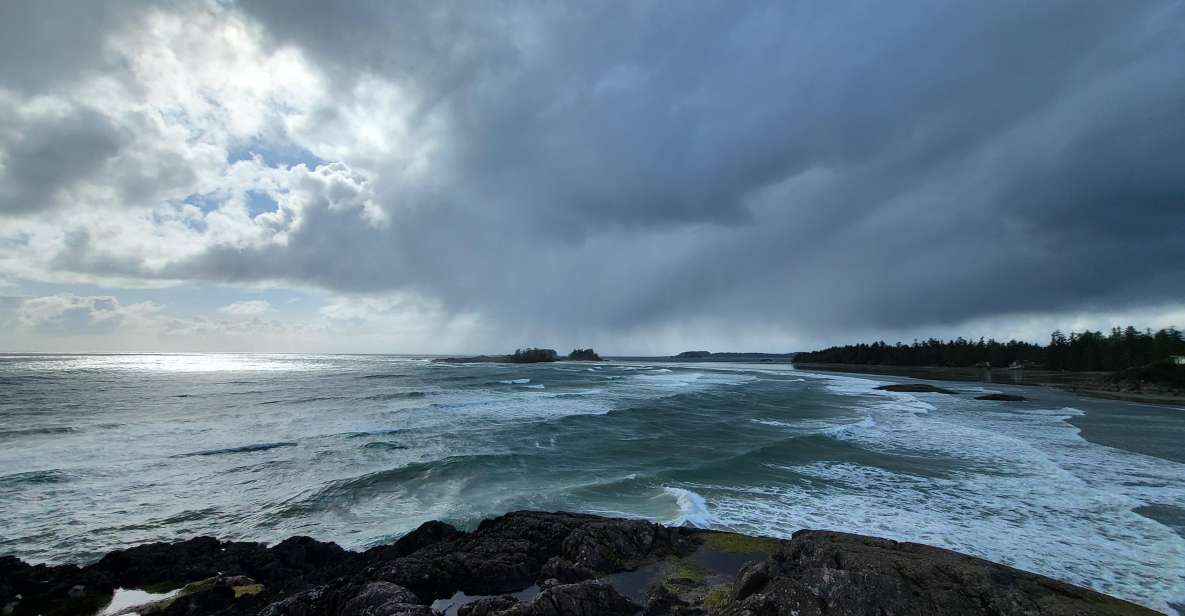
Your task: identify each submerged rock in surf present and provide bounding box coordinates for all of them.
[875,383,959,394]
[975,393,1028,401]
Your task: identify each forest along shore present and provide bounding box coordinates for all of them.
[792,362,1185,406]
[0,511,1163,616]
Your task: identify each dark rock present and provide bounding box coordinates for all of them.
[644,583,689,615]
[561,518,691,571]
[364,520,462,562]
[0,555,114,616]
[0,512,1157,616]
[89,534,354,592]
[875,383,959,394]
[339,582,429,616]
[259,581,428,616]
[539,558,595,584]
[370,511,694,599]
[252,536,355,591]
[732,560,770,601]
[509,581,638,616]
[156,585,235,616]
[458,594,522,616]
[721,530,1158,615]
[90,536,245,588]
[257,585,333,616]
[976,393,1027,401]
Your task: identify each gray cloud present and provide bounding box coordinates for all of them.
[0,105,125,214]
[0,1,149,94]
[9,0,1185,346]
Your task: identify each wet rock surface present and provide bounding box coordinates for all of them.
[0,512,1159,616]
[875,383,960,394]
[976,393,1028,401]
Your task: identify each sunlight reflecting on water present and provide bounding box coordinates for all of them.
[5,354,333,372]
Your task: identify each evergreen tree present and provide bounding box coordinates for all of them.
[792,325,1183,372]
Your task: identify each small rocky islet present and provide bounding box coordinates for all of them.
[432,349,602,365]
[0,511,1156,616]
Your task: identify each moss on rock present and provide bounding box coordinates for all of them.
[697,531,781,554]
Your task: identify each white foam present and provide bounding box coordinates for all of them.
[750,418,798,428]
[415,366,758,426]
[791,371,936,415]
[695,388,1185,613]
[629,370,757,392]
[418,388,612,422]
[664,486,714,527]
[822,416,877,437]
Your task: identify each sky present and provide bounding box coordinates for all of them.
[1,1,1183,354]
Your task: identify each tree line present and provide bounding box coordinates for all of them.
[794,326,1185,372]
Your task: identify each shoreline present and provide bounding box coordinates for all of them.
[0,511,1163,616]
[792,362,1185,407]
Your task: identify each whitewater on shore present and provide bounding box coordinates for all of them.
[0,354,1182,613]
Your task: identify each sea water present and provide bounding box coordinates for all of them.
[0,354,1182,613]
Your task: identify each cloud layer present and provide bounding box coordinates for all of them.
[1,1,1183,351]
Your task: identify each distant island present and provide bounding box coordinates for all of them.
[433,348,602,364]
[793,326,1185,404]
[568,348,603,361]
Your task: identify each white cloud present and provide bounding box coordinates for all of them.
[0,1,384,288]
[16,293,158,334]
[218,299,274,316]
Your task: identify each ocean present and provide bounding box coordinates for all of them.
[1,354,1182,613]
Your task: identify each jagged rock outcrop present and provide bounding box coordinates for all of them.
[0,512,1159,616]
[719,530,1153,616]
[367,512,695,599]
[258,581,430,616]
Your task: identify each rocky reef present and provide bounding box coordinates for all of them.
[975,393,1028,401]
[0,511,1158,616]
[874,383,959,394]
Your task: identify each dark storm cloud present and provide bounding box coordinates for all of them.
[0,106,125,214]
[41,1,1185,339]
[0,1,148,94]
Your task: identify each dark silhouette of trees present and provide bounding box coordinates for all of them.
[794,326,1185,372]
[568,348,603,361]
[509,348,558,363]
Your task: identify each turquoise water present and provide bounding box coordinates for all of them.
[0,355,1182,612]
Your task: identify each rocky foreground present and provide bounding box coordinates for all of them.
[0,511,1159,616]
